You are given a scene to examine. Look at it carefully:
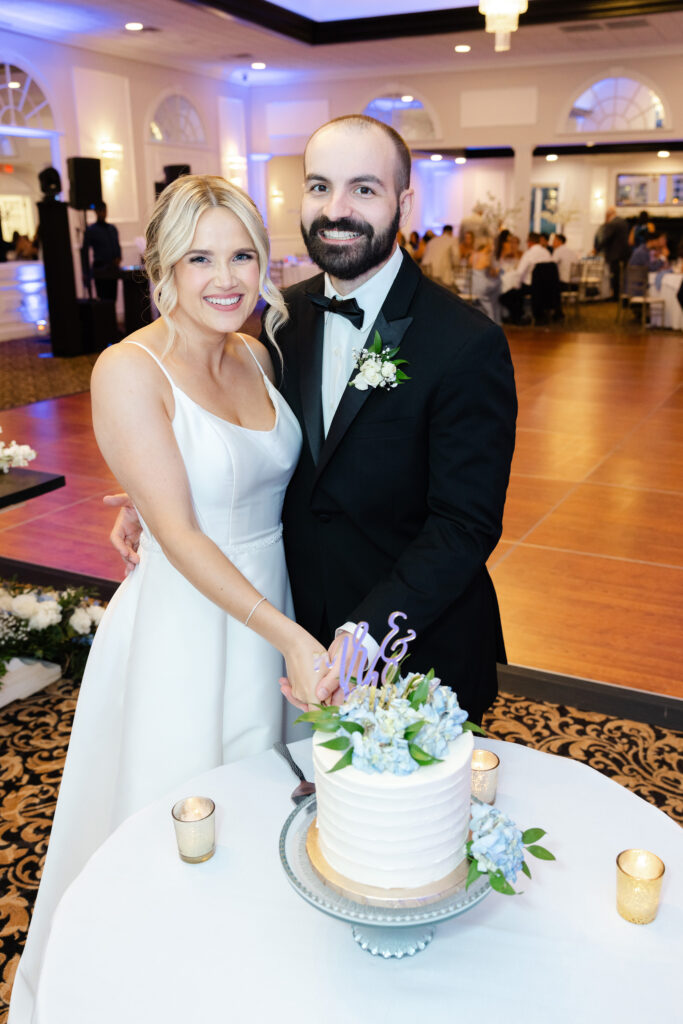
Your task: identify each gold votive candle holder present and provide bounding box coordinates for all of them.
[172,797,216,863]
[616,849,665,924]
[471,749,500,804]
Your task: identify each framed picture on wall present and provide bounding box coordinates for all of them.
[530,185,559,235]
[616,173,671,206]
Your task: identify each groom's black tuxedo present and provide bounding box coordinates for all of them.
[266,250,516,722]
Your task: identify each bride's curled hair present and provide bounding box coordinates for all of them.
[144,174,287,357]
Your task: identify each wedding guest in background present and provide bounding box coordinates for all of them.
[628,211,655,249]
[539,232,551,250]
[494,228,510,265]
[471,240,503,325]
[551,233,580,288]
[459,205,489,245]
[407,230,421,260]
[397,230,406,248]
[594,206,630,299]
[459,230,475,265]
[421,224,459,286]
[82,201,122,302]
[499,232,550,324]
[508,234,522,261]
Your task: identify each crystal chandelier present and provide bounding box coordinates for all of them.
[478,1,528,52]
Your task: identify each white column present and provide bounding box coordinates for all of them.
[512,144,533,238]
[248,155,271,226]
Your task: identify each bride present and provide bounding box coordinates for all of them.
[9,175,322,1021]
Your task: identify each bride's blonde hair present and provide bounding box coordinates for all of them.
[144,174,287,357]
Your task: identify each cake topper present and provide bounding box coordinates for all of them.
[318,611,416,696]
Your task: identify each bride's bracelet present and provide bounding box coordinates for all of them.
[245,596,267,627]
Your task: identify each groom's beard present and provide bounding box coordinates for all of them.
[300,207,401,281]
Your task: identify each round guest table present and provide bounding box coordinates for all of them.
[649,271,683,330]
[34,739,681,1023]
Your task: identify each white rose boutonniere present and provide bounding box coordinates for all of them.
[349,331,410,392]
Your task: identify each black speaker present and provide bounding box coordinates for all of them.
[37,200,83,357]
[78,298,118,352]
[67,156,102,210]
[163,164,190,185]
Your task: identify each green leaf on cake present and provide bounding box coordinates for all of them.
[403,719,426,742]
[462,721,487,736]
[327,747,354,773]
[489,871,518,896]
[319,736,351,751]
[521,860,532,879]
[408,742,442,766]
[339,720,364,735]
[294,708,341,732]
[522,828,546,845]
[526,844,555,861]
[466,859,483,890]
[409,678,430,709]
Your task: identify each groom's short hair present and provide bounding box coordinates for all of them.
[307,115,412,196]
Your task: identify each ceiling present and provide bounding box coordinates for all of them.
[2,0,683,85]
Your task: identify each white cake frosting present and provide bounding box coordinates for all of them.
[313,729,473,890]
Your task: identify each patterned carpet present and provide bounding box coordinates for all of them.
[0,337,98,411]
[0,678,681,1017]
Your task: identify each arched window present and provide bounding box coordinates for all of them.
[149,95,206,145]
[0,63,54,131]
[567,76,665,133]
[362,95,436,141]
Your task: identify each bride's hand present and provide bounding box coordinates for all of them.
[282,632,327,707]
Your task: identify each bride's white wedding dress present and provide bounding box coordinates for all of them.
[10,337,303,1022]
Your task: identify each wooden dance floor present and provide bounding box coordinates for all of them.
[1,327,681,700]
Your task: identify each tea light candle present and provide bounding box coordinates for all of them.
[172,797,216,863]
[470,749,500,804]
[616,849,665,924]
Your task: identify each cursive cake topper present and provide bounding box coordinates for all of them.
[317,611,416,696]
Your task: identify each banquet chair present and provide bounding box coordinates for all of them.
[618,265,665,327]
[530,262,562,324]
[561,262,582,323]
[452,263,476,303]
[578,257,606,302]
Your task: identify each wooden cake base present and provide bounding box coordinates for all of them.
[306,818,468,908]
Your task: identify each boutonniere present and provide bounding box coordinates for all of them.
[349,330,410,391]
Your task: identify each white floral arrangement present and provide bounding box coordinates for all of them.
[349,330,409,391]
[0,582,105,683]
[0,426,37,473]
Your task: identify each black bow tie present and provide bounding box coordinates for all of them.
[307,292,364,329]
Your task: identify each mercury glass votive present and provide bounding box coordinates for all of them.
[172,797,216,863]
[470,749,500,804]
[616,849,665,924]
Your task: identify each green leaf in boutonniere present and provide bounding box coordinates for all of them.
[348,330,410,391]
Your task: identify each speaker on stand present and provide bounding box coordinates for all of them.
[37,166,83,357]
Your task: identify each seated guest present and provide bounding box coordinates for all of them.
[471,240,503,325]
[421,224,460,286]
[517,232,552,286]
[629,211,655,249]
[494,229,510,264]
[539,232,551,250]
[626,235,667,297]
[507,234,522,261]
[551,233,580,288]
[459,230,475,265]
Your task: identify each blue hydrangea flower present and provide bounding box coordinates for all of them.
[469,804,525,883]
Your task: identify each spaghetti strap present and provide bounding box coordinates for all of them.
[125,341,176,388]
[237,334,267,378]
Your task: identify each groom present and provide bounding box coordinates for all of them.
[269,115,516,721]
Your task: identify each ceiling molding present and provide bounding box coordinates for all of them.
[184,0,683,46]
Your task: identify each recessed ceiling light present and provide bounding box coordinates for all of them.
[8,81,20,89]
[546,154,559,162]
[657,150,670,158]
[125,22,144,31]
[251,62,267,70]
[401,95,414,103]
[455,156,467,164]
[586,141,594,148]
[454,44,471,53]
[430,154,443,161]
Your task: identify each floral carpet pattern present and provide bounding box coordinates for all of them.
[0,680,681,1018]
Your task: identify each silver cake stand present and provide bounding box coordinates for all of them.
[279,795,491,958]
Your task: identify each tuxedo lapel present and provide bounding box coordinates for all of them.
[297,278,325,464]
[314,252,420,484]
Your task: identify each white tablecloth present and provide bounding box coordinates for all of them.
[649,271,683,330]
[35,739,681,1024]
[281,261,319,288]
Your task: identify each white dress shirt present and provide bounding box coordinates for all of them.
[321,245,403,435]
[517,243,552,286]
[552,244,580,284]
[319,245,403,660]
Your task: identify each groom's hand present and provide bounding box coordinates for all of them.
[278,677,312,712]
[104,493,142,575]
[315,633,352,705]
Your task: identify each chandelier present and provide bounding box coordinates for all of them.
[478,1,528,52]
